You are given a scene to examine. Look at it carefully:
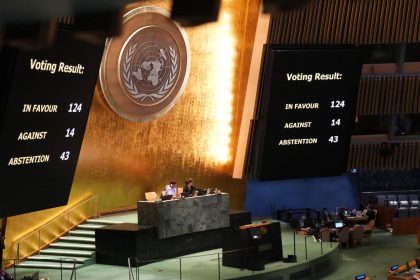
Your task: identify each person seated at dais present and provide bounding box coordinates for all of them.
[183,178,196,197]
[164,180,178,199]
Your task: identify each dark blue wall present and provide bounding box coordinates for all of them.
[245,174,360,217]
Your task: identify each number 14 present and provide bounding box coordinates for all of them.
[331,119,341,126]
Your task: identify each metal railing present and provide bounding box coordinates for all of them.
[127,240,338,280]
[2,257,78,280]
[125,223,341,280]
[59,258,78,280]
[14,195,98,262]
[127,248,255,280]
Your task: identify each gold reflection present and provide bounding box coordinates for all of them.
[205,11,236,164]
[10,194,91,242]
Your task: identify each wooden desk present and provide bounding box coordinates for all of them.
[392,218,420,234]
[417,227,420,246]
[374,204,396,230]
[387,260,419,280]
[346,216,368,223]
[295,229,311,235]
[388,274,420,280]
[239,221,270,230]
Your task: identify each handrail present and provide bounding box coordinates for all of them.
[59,258,78,280]
[2,258,19,279]
[15,195,98,244]
[127,235,340,279]
[128,247,254,265]
[3,257,78,280]
[14,195,98,262]
[128,247,260,280]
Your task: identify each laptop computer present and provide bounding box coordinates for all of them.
[335,222,343,228]
[390,265,399,271]
[161,195,172,201]
[196,188,207,196]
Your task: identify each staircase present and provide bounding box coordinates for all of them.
[18,218,123,270]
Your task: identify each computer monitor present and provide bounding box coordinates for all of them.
[196,188,207,196]
[390,265,399,271]
[161,195,173,201]
[335,222,343,228]
[250,227,262,239]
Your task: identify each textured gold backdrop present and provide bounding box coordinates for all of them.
[4,0,260,259]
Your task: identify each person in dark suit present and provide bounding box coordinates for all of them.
[364,204,376,221]
[323,215,335,228]
[182,178,196,197]
[338,207,349,226]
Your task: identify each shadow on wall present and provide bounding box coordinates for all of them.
[245,174,360,218]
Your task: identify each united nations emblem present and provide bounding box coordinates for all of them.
[100,7,190,121]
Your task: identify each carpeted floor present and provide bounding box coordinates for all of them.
[323,229,419,280]
[7,213,419,279]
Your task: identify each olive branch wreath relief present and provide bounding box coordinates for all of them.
[123,43,178,102]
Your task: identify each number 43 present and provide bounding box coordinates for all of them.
[328,136,339,143]
[60,151,70,160]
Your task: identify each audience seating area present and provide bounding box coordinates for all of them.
[336,227,350,248]
[278,207,377,253]
[363,220,375,243]
[276,208,321,229]
[357,169,420,193]
[335,218,376,249]
[374,192,420,217]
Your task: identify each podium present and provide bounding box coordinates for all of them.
[222,221,282,271]
[138,193,230,238]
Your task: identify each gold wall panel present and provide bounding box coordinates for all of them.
[4,0,260,260]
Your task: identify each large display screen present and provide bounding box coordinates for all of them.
[250,46,362,180]
[0,29,104,217]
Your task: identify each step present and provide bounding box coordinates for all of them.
[86,219,124,225]
[50,242,95,250]
[77,224,105,230]
[41,248,95,257]
[69,230,95,237]
[27,255,89,264]
[18,261,83,270]
[59,236,95,244]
